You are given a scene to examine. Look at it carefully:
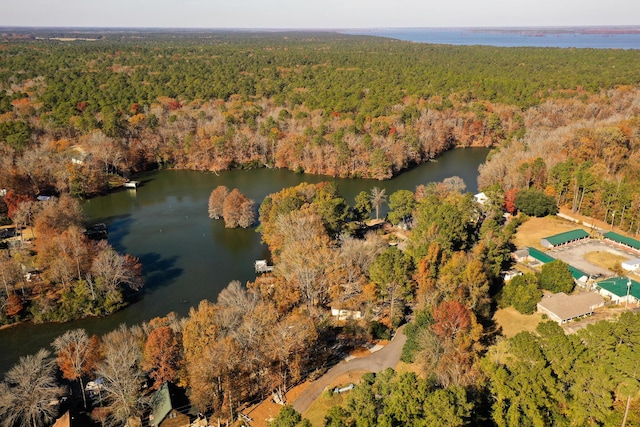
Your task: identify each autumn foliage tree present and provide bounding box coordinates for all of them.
[52,329,100,408]
[222,188,256,228]
[208,186,256,228]
[143,326,182,390]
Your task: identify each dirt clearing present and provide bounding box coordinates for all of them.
[493,307,544,338]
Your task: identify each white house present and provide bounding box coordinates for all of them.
[621,258,640,272]
[473,192,489,205]
[331,308,363,321]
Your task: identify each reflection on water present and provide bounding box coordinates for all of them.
[0,147,490,374]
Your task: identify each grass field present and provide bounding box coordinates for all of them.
[493,307,544,338]
[302,370,368,426]
[584,251,626,271]
[512,215,591,250]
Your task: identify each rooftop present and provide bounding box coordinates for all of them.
[596,277,640,300]
[603,231,640,251]
[542,229,589,246]
[527,247,556,264]
[537,292,604,322]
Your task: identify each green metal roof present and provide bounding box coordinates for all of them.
[526,247,586,280]
[568,265,588,281]
[603,231,640,251]
[542,229,589,246]
[596,277,640,300]
[527,247,556,263]
[150,383,172,427]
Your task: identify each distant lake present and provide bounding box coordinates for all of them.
[342,27,640,49]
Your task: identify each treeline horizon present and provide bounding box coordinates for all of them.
[2,32,640,198]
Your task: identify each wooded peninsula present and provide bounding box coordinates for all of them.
[2,29,640,427]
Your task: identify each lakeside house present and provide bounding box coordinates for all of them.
[149,383,190,427]
[473,192,489,205]
[255,259,274,273]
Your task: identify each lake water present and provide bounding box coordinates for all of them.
[342,28,640,49]
[0,147,490,374]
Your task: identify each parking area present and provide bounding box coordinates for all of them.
[549,240,635,278]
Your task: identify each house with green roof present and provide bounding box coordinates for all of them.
[541,229,590,248]
[603,231,640,253]
[595,277,640,304]
[149,383,190,427]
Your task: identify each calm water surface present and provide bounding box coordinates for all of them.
[343,28,640,49]
[0,148,489,374]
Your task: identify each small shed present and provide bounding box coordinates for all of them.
[541,229,589,248]
[537,292,604,323]
[621,258,640,272]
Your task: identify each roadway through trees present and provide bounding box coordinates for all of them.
[292,325,407,414]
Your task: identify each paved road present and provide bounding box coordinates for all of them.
[292,325,407,414]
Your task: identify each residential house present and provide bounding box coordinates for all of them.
[149,383,190,427]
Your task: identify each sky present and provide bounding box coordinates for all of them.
[1,0,639,29]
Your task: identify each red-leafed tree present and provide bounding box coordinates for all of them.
[3,190,32,220]
[431,300,472,340]
[504,188,519,215]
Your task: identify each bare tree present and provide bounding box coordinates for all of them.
[0,250,21,297]
[0,349,64,427]
[91,242,143,296]
[208,185,229,219]
[94,324,145,427]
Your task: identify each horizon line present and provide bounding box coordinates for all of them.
[2,25,640,31]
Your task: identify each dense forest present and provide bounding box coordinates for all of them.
[2,30,640,198]
[3,30,640,426]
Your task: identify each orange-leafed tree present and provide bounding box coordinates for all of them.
[52,329,100,408]
[143,326,181,390]
[222,188,255,228]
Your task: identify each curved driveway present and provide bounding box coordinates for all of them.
[293,325,407,414]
